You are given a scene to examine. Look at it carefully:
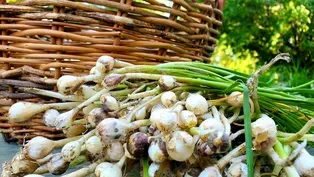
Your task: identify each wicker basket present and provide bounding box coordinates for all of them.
[0,0,223,143]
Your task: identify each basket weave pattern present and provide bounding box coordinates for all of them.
[0,0,223,142]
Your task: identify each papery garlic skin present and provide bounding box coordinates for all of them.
[127,132,150,158]
[186,94,208,115]
[252,114,277,151]
[199,118,225,141]
[95,56,115,74]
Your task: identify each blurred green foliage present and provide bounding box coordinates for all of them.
[211,0,314,87]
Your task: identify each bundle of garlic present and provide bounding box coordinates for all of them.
[3,54,314,177]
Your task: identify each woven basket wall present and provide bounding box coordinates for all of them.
[0,0,223,143]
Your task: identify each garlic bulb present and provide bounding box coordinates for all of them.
[252,114,277,151]
[57,75,84,95]
[199,118,224,141]
[198,166,222,177]
[24,136,56,160]
[10,152,39,174]
[150,103,165,113]
[55,108,79,130]
[62,129,96,162]
[86,136,103,155]
[178,110,197,129]
[150,108,178,133]
[47,153,70,175]
[227,162,248,177]
[159,75,176,91]
[61,141,82,162]
[95,162,122,177]
[104,142,124,161]
[88,108,107,127]
[127,132,150,158]
[96,118,129,143]
[148,139,168,163]
[294,149,314,177]
[135,106,147,120]
[161,91,177,108]
[43,109,60,127]
[186,94,208,115]
[8,102,78,123]
[97,118,150,144]
[226,91,243,107]
[100,95,119,112]
[166,131,195,161]
[95,55,115,74]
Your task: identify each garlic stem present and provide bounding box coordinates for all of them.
[62,160,103,177]
[281,119,314,144]
[128,87,161,100]
[216,143,245,169]
[230,129,245,141]
[254,159,261,177]
[116,155,127,168]
[20,88,83,101]
[126,94,162,122]
[54,135,83,147]
[228,108,241,123]
[212,106,220,120]
[219,108,231,135]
